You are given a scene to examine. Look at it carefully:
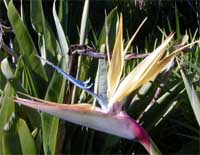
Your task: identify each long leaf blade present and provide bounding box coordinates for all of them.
[16,118,37,154]
[191,87,200,127]
[30,0,58,58]
[80,0,89,45]
[98,7,117,51]
[58,0,68,35]
[7,1,47,81]
[53,0,69,59]
[180,67,200,127]
[2,114,21,154]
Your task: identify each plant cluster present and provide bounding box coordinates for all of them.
[0,0,199,154]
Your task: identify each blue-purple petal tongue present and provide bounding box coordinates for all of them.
[37,56,107,110]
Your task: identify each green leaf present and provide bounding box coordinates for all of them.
[175,4,181,41]
[53,0,69,59]
[167,17,172,32]
[71,0,90,104]
[1,58,15,80]
[180,68,200,127]
[1,57,42,131]
[0,57,39,153]
[58,0,68,35]
[98,8,118,51]
[1,113,37,154]
[2,131,21,154]
[2,0,9,9]
[0,65,6,91]
[16,118,37,154]
[0,82,15,133]
[2,129,22,154]
[30,0,58,59]
[1,113,21,154]
[14,58,42,128]
[191,87,200,126]
[30,0,44,33]
[0,82,15,154]
[79,0,90,45]
[7,1,47,81]
[20,61,40,97]
[139,80,185,129]
[41,57,67,154]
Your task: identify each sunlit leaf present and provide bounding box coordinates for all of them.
[30,0,44,33]
[1,113,37,154]
[79,0,89,45]
[71,0,90,104]
[0,82,15,154]
[1,58,14,80]
[191,87,200,127]
[98,7,118,51]
[0,82,15,133]
[2,114,21,154]
[7,1,47,81]
[58,0,68,35]
[180,67,200,127]
[16,118,37,154]
[53,0,69,59]
[30,0,57,59]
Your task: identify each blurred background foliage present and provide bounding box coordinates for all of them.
[0,0,200,154]
[1,0,200,47]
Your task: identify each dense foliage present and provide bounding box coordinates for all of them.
[0,0,199,154]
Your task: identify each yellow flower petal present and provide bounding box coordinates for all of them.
[107,14,124,98]
[108,34,174,107]
[153,40,200,77]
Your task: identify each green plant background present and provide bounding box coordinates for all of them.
[0,0,200,154]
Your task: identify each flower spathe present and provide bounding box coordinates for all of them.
[14,96,156,154]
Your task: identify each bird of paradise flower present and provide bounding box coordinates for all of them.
[14,15,198,155]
